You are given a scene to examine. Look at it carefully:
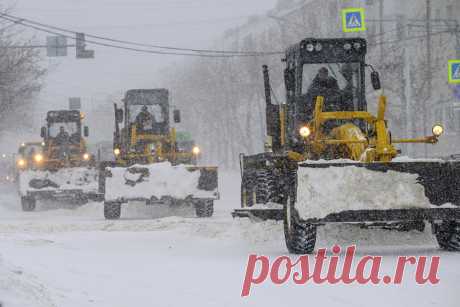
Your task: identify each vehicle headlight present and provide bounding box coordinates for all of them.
[192,146,201,155]
[306,43,314,52]
[83,153,90,161]
[315,43,322,51]
[34,154,43,163]
[344,43,352,50]
[17,159,26,167]
[299,126,311,138]
[114,148,121,156]
[432,124,444,137]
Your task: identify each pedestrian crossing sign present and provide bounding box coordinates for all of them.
[448,60,460,84]
[342,8,366,33]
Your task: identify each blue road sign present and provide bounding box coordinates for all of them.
[342,8,366,32]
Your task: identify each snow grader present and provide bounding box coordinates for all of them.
[18,110,99,211]
[99,89,218,220]
[233,38,460,253]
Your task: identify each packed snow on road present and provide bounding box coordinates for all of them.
[0,173,458,307]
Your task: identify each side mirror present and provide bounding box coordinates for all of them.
[284,69,295,92]
[371,71,382,90]
[173,110,181,123]
[84,126,89,137]
[40,127,46,138]
[115,108,123,123]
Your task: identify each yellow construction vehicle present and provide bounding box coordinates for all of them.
[99,89,218,219]
[18,110,98,211]
[233,38,460,253]
[175,131,201,165]
[16,142,45,172]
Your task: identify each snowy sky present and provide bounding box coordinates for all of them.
[9,0,277,114]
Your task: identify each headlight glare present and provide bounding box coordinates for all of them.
[192,146,201,155]
[432,124,444,137]
[299,126,311,138]
[34,154,43,163]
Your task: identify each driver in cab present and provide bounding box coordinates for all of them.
[305,67,340,111]
[135,106,155,131]
[55,126,70,145]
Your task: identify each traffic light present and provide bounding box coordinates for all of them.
[76,32,95,59]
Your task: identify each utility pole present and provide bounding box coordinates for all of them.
[398,14,409,155]
[456,21,460,58]
[379,0,384,63]
[424,0,431,157]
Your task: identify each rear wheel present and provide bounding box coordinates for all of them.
[434,221,460,251]
[240,181,255,208]
[21,196,36,212]
[283,196,317,254]
[195,200,214,218]
[104,202,121,220]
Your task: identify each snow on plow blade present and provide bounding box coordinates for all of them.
[19,167,99,200]
[99,162,219,203]
[295,160,460,224]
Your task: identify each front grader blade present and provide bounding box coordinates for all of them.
[295,160,460,223]
[235,156,460,223]
[99,162,219,204]
[18,166,100,202]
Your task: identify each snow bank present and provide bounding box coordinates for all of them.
[19,167,98,195]
[104,162,217,202]
[296,165,431,220]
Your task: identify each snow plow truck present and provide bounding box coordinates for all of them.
[233,38,460,253]
[18,110,99,211]
[99,89,219,220]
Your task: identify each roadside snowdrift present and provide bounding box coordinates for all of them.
[296,165,431,219]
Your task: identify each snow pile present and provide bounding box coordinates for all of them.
[19,167,98,195]
[104,162,217,202]
[296,165,431,220]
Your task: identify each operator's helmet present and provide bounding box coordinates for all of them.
[318,67,329,80]
[141,105,148,112]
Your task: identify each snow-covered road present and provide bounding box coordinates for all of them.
[0,172,458,307]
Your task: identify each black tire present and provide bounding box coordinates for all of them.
[434,221,460,251]
[21,196,36,212]
[104,202,121,220]
[241,180,255,208]
[256,169,278,204]
[195,200,214,218]
[283,196,317,254]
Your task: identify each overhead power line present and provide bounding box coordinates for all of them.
[0,13,283,57]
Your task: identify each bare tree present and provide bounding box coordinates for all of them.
[0,7,47,131]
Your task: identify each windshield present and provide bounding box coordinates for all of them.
[301,62,361,112]
[128,104,165,124]
[49,122,79,138]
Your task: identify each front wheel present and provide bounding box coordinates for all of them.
[104,202,121,220]
[195,200,214,218]
[283,196,317,254]
[21,196,36,212]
